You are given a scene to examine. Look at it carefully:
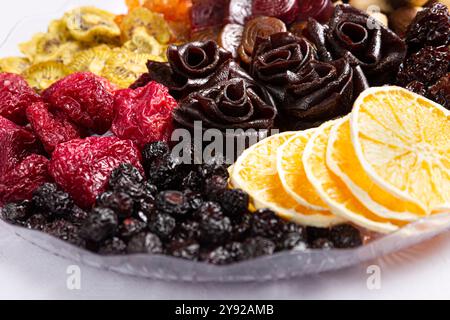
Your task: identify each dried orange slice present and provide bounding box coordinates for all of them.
[327,117,427,221]
[277,128,329,211]
[351,86,450,213]
[231,132,344,227]
[303,119,405,233]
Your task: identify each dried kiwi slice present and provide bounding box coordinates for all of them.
[0,57,31,74]
[102,49,163,88]
[123,27,166,57]
[47,19,71,40]
[69,45,112,74]
[35,40,83,64]
[22,61,71,91]
[63,7,121,44]
[20,32,83,64]
[120,7,171,44]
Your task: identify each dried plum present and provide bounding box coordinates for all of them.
[428,73,450,109]
[217,189,249,217]
[98,237,127,255]
[206,242,246,265]
[80,207,118,243]
[32,183,74,218]
[167,239,200,261]
[127,232,163,254]
[397,46,449,87]
[405,2,450,52]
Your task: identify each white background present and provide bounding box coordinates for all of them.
[1,0,450,300]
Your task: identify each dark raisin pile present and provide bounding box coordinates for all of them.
[0,141,363,265]
[397,2,450,110]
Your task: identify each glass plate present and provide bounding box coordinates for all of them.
[1,0,449,283]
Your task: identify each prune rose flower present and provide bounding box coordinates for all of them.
[307,4,406,84]
[173,61,277,132]
[250,32,316,100]
[281,58,368,129]
[134,41,232,99]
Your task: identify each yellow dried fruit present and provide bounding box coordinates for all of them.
[68,45,112,74]
[102,49,163,88]
[0,57,31,74]
[63,7,121,44]
[22,61,71,91]
[120,7,171,44]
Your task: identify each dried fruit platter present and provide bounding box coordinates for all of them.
[0,0,449,282]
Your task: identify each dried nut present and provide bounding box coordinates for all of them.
[389,6,422,36]
[348,0,393,13]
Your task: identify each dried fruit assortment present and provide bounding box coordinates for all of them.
[0,0,450,267]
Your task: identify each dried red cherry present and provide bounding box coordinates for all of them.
[49,137,143,209]
[0,154,50,206]
[0,73,41,125]
[112,81,178,149]
[0,116,40,177]
[26,101,82,153]
[42,72,116,134]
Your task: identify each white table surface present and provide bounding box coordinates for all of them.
[1,0,450,300]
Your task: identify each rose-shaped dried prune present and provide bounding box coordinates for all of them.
[143,41,232,99]
[173,60,277,132]
[250,32,316,101]
[405,2,450,52]
[281,58,368,128]
[238,16,287,65]
[307,4,407,85]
